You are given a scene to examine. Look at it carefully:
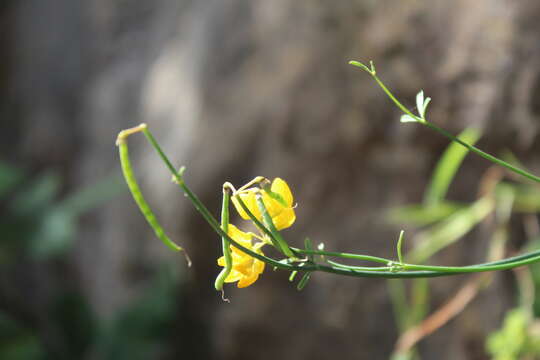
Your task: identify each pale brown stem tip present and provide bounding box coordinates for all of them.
[115,123,148,146]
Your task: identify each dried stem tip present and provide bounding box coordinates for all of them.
[116,123,148,145]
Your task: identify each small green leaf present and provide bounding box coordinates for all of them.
[349,60,372,74]
[400,114,417,123]
[289,271,298,282]
[416,90,425,116]
[422,97,431,118]
[397,230,405,264]
[297,272,312,291]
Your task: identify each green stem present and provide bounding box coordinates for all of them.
[141,127,185,185]
[422,122,540,183]
[255,194,295,258]
[232,194,278,243]
[326,259,392,272]
[292,248,391,264]
[214,187,232,291]
[401,249,540,273]
[372,75,418,119]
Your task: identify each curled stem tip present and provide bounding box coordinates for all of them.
[349,60,376,75]
[184,251,193,267]
[116,123,148,145]
[220,290,230,303]
[348,60,372,74]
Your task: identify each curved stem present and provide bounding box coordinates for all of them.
[326,259,393,272]
[255,194,295,258]
[402,249,540,273]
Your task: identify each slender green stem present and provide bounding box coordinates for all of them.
[401,249,540,273]
[141,127,184,185]
[372,75,419,120]
[233,194,302,258]
[422,122,540,183]
[233,194,274,239]
[255,194,295,258]
[215,187,232,291]
[326,259,392,272]
[297,271,312,290]
[292,248,391,264]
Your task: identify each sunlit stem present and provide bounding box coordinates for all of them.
[232,194,289,251]
[289,271,298,282]
[297,271,312,291]
[214,185,233,294]
[255,193,295,258]
[326,259,393,272]
[292,248,391,265]
[237,176,266,192]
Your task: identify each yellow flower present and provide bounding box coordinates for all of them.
[231,178,296,230]
[217,224,265,288]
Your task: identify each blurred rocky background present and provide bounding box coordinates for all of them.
[2,0,540,359]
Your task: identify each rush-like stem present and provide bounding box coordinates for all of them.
[214,187,232,291]
[255,193,295,258]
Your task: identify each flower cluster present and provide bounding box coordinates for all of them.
[232,178,295,230]
[217,224,265,288]
[217,177,296,288]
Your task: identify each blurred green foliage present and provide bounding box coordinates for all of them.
[387,129,540,359]
[486,308,540,360]
[0,160,183,359]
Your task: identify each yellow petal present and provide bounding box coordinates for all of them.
[254,258,265,274]
[217,256,225,266]
[272,178,293,206]
[271,206,296,230]
[261,192,283,218]
[231,192,261,220]
[228,223,252,243]
[237,273,259,288]
[234,257,254,276]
